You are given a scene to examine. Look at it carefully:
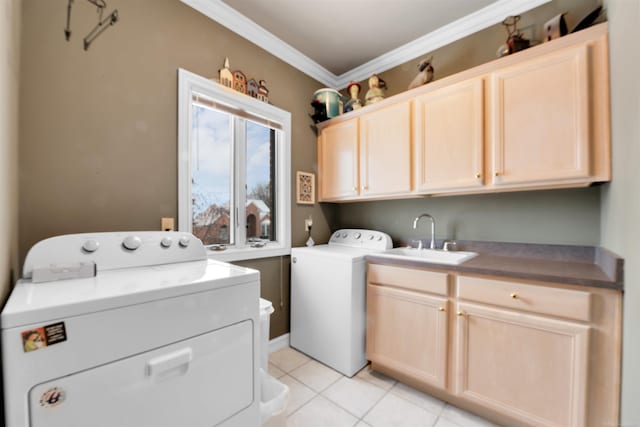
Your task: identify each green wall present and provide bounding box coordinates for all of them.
[348,0,600,97]
[0,0,21,304]
[600,0,640,424]
[336,188,601,246]
[18,0,334,338]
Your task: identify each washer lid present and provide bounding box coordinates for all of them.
[1,259,258,329]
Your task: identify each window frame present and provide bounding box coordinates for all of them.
[178,68,291,261]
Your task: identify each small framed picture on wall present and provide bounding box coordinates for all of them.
[296,171,315,205]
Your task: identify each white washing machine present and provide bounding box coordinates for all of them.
[290,229,392,377]
[1,231,260,427]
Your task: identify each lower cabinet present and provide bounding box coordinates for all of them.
[366,284,448,389]
[455,302,590,427]
[366,263,621,427]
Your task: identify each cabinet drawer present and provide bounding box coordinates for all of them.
[457,275,592,322]
[368,264,448,295]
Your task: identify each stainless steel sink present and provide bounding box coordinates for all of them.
[375,247,478,265]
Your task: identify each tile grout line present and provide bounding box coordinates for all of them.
[319,375,388,422]
[281,374,318,419]
[356,380,395,425]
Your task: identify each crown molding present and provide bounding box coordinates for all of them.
[335,0,552,87]
[180,0,339,87]
[181,0,551,89]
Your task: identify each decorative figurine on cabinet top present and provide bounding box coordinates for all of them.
[344,81,362,112]
[232,70,247,94]
[408,56,434,90]
[246,78,259,97]
[497,15,530,57]
[219,57,233,88]
[257,80,269,103]
[365,74,387,105]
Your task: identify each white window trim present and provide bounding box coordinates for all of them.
[178,68,291,262]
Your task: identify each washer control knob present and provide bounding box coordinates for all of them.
[341,233,348,238]
[179,236,191,248]
[354,232,362,239]
[377,236,383,241]
[160,237,173,248]
[333,232,340,239]
[122,236,142,251]
[368,235,374,240]
[82,239,99,253]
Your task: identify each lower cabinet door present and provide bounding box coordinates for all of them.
[455,302,590,427]
[366,284,448,389]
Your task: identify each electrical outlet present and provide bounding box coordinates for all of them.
[161,217,175,231]
[304,218,313,232]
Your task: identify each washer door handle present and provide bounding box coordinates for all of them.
[146,347,193,377]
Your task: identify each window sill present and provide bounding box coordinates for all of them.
[206,245,290,262]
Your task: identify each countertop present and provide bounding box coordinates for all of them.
[365,240,623,291]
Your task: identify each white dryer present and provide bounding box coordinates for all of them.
[290,229,391,377]
[1,231,260,427]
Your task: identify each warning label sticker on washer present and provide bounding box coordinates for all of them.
[39,387,65,408]
[21,322,67,353]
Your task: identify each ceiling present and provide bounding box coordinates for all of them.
[181,0,551,87]
[222,0,498,75]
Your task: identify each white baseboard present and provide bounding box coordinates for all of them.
[269,333,290,353]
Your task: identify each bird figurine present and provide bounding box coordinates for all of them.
[408,56,434,90]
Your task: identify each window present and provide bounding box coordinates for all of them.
[178,69,291,261]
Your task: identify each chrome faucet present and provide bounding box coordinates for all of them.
[412,213,436,249]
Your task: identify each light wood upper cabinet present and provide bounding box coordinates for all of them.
[413,78,485,193]
[489,44,593,187]
[455,301,590,427]
[318,118,359,200]
[316,24,610,201]
[359,101,412,197]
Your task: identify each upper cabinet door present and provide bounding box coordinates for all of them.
[490,44,591,186]
[318,118,359,201]
[413,78,485,193]
[359,102,412,197]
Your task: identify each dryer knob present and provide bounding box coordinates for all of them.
[368,235,374,240]
[122,236,142,251]
[341,233,348,238]
[179,236,191,248]
[82,239,99,253]
[354,232,362,239]
[160,237,173,248]
[377,236,383,241]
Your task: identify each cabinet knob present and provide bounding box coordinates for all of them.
[510,293,518,299]
[352,186,357,192]
[475,173,481,179]
[438,307,446,312]
[457,311,465,317]
[494,172,500,177]
[361,185,368,191]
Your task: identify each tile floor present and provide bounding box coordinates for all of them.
[268,347,502,427]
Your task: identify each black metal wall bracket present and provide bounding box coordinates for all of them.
[64,0,119,51]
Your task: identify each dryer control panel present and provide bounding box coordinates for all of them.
[329,229,392,250]
[22,231,207,279]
